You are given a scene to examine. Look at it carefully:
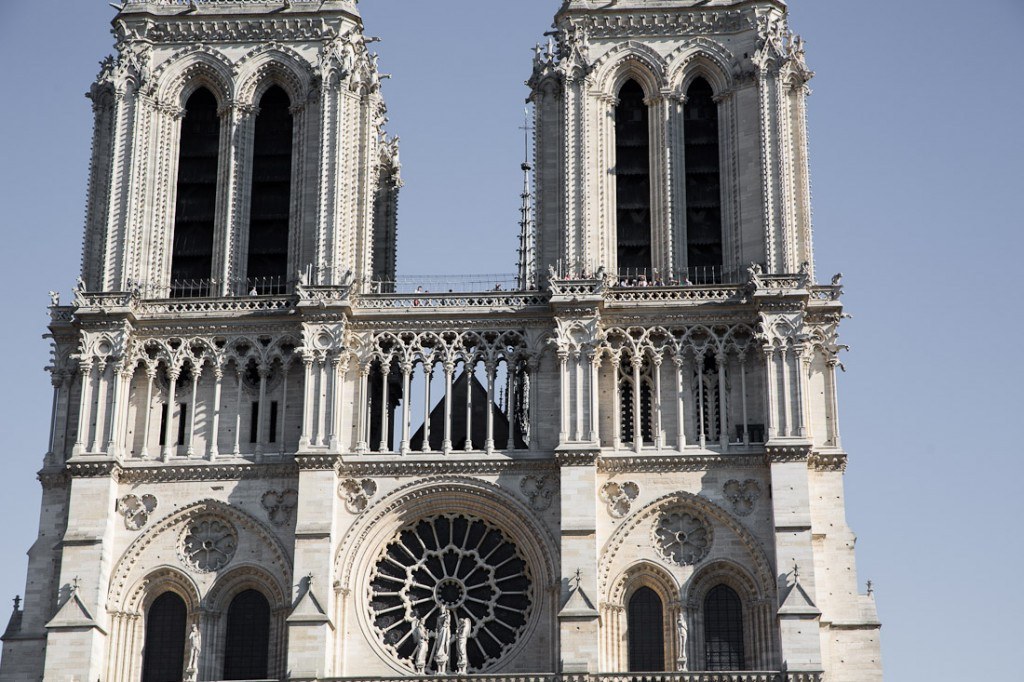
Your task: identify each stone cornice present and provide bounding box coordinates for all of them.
[764,443,813,464]
[809,452,848,472]
[116,461,299,484]
[336,455,558,478]
[598,453,766,473]
[555,449,600,467]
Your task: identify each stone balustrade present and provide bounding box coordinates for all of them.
[288,673,819,682]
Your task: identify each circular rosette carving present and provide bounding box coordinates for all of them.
[178,517,237,573]
[653,509,712,566]
[367,514,532,672]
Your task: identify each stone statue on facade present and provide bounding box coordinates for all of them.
[455,617,471,674]
[411,617,430,673]
[48,291,60,307]
[433,609,451,673]
[185,623,201,681]
[676,611,688,671]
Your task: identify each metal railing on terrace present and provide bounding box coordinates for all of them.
[367,274,522,295]
[613,265,749,287]
[291,673,817,682]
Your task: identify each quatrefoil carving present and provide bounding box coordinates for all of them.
[118,494,157,531]
[261,489,298,527]
[600,481,640,518]
[723,479,762,517]
[339,478,378,513]
[520,474,555,511]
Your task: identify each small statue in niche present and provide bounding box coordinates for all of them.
[676,611,688,671]
[411,617,430,674]
[433,609,451,673]
[456,617,471,674]
[185,623,201,681]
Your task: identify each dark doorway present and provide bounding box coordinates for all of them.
[628,586,665,671]
[141,592,187,682]
[223,589,271,680]
[704,584,745,670]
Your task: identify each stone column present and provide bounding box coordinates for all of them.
[422,362,433,452]
[400,361,413,454]
[652,354,664,449]
[299,356,315,450]
[90,360,108,454]
[442,361,454,453]
[161,367,179,461]
[485,360,496,453]
[558,350,570,445]
[674,355,687,451]
[286,457,338,678]
[185,365,201,457]
[140,366,156,459]
[356,362,370,453]
[255,363,269,459]
[556,452,600,673]
[588,351,601,444]
[717,351,729,451]
[73,359,95,456]
[42,465,119,682]
[767,446,824,675]
[631,355,643,453]
[208,366,223,459]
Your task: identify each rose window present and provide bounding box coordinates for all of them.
[179,517,237,572]
[368,514,532,672]
[653,509,712,565]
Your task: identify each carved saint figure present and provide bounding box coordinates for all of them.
[186,624,201,678]
[411,618,430,674]
[676,612,688,671]
[456,617,471,674]
[433,609,451,673]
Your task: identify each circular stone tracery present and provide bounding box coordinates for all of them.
[368,514,532,672]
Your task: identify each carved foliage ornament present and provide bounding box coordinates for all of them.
[723,480,761,517]
[340,478,378,513]
[179,516,237,573]
[653,508,712,566]
[519,474,554,512]
[261,489,298,527]
[600,481,640,519]
[119,494,157,531]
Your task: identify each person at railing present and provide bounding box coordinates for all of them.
[249,286,258,296]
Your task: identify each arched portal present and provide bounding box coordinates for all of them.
[615,79,652,278]
[246,85,293,294]
[683,77,723,278]
[141,591,188,682]
[627,585,665,672]
[223,589,271,680]
[170,87,220,297]
[704,584,744,670]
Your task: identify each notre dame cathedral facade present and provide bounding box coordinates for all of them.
[0,1,882,681]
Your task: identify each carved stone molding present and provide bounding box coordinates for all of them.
[600,481,640,519]
[178,516,238,573]
[722,480,761,517]
[338,478,377,514]
[653,509,713,566]
[118,494,158,530]
[809,452,848,472]
[519,474,556,512]
[117,462,299,484]
[294,454,340,471]
[555,450,599,467]
[67,461,121,480]
[336,458,558,478]
[598,454,765,473]
[261,489,298,527]
[764,444,812,464]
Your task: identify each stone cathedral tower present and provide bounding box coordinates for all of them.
[1,1,881,681]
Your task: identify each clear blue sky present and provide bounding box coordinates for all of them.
[0,1,1021,678]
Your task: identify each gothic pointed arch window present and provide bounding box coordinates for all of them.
[141,591,188,682]
[704,584,745,670]
[615,79,652,278]
[627,586,665,671]
[170,88,220,298]
[222,589,271,680]
[246,85,293,295]
[684,77,723,279]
